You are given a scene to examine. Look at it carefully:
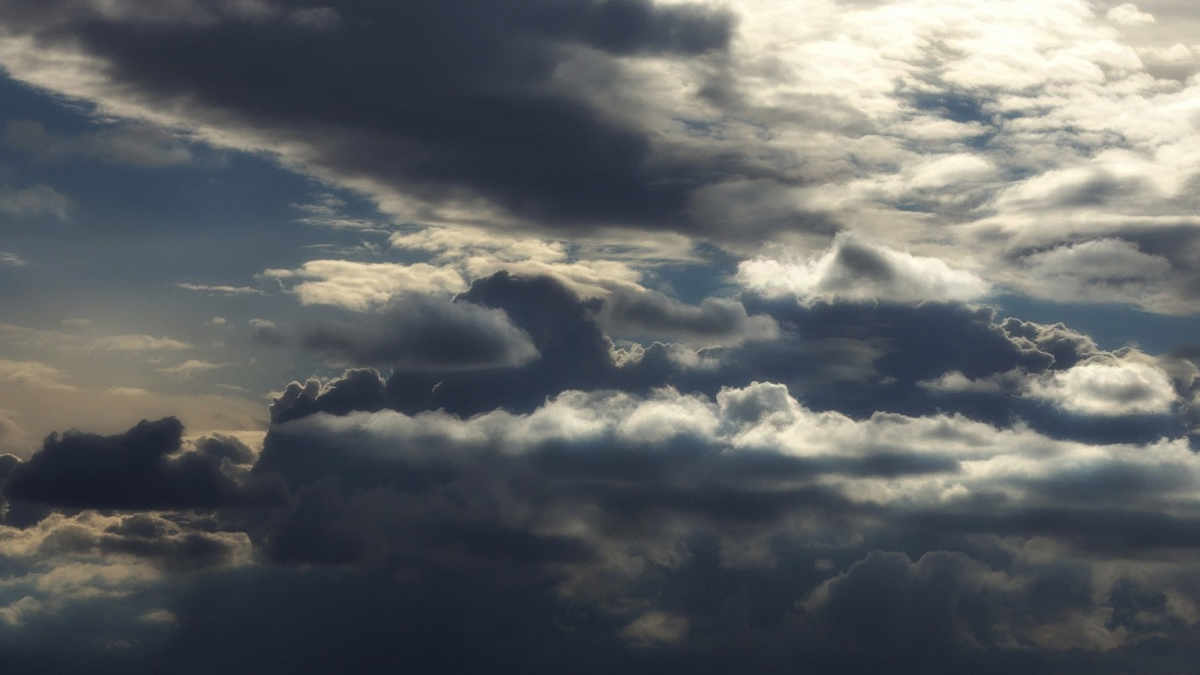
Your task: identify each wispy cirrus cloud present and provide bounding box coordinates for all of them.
[156,359,230,378]
[175,282,264,296]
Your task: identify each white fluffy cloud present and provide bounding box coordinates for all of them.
[1011,238,1179,311]
[388,225,655,299]
[1028,356,1179,415]
[1108,3,1156,25]
[260,260,467,311]
[737,233,989,304]
[922,351,1181,416]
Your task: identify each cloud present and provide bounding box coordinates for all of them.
[6,0,1200,317]
[264,273,1131,445]
[0,0,735,235]
[1010,239,1181,312]
[923,351,1180,418]
[8,351,1200,670]
[5,0,1200,317]
[0,327,266,453]
[600,290,779,346]
[737,234,990,305]
[0,251,27,267]
[295,295,539,371]
[1108,3,1156,25]
[1027,354,1179,416]
[0,323,194,355]
[91,334,192,351]
[0,359,75,391]
[4,119,193,167]
[621,612,689,646]
[176,282,264,296]
[0,508,253,670]
[10,2,1200,671]
[157,360,230,378]
[0,415,28,455]
[248,318,284,346]
[0,185,71,221]
[261,260,467,310]
[387,224,656,299]
[804,549,1132,654]
[3,417,279,509]
[291,193,382,230]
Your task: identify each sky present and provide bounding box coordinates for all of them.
[3,0,1200,672]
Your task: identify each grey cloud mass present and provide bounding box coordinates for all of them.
[0,0,736,233]
[294,294,539,370]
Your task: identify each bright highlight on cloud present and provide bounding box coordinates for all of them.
[737,234,990,304]
[260,260,468,310]
[922,351,1183,417]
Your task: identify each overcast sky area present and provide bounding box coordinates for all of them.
[5,0,1200,672]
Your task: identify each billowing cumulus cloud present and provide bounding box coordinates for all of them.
[1108,3,1156,25]
[3,417,279,510]
[20,379,1176,670]
[2,312,1200,671]
[923,350,1182,418]
[1027,355,1179,416]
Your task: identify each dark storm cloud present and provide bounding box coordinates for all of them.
[2,418,281,510]
[210,382,1200,673]
[599,289,778,345]
[297,294,539,370]
[999,318,1097,370]
[0,0,744,233]
[23,513,243,570]
[895,507,1200,554]
[10,358,1200,672]
[253,404,936,551]
[806,551,1025,654]
[270,369,386,424]
[0,452,17,481]
[264,272,1173,446]
[193,434,255,465]
[98,524,242,571]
